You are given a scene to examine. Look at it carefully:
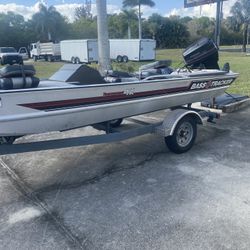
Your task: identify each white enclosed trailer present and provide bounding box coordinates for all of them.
[60,39,98,64]
[109,39,156,62]
[30,42,61,62]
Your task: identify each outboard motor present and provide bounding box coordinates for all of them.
[0,55,39,90]
[183,37,219,70]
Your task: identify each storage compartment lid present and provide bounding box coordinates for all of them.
[50,64,105,85]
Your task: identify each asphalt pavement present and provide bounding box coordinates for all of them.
[0,107,250,250]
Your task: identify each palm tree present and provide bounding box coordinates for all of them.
[231,0,250,52]
[32,3,60,41]
[123,0,155,39]
[75,3,92,20]
[121,9,137,39]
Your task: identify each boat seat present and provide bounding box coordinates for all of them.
[0,64,39,90]
[0,65,36,78]
[104,70,135,83]
[0,77,40,90]
[139,60,172,71]
[106,70,132,78]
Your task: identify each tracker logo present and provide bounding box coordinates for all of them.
[190,78,234,90]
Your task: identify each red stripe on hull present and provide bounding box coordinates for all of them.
[19,86,189,110]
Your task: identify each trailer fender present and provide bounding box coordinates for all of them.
[157,109,203,137]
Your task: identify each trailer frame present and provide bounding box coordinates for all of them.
[0,107,220,156]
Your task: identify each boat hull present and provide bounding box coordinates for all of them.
[0,83,233,136]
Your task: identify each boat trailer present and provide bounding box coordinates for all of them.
[0,108,220,155]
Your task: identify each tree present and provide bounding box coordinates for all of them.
[231,0,250,52]
[121,9,138,39]
[144,15,190,48]
[123,0,155,39]
[108,14,127,38]
[3,11,25,28]
[187,17,215,42]
[0,12,35,48]
[70,18,97,39]
[108,11,138,39]
[31,3,68,41]
[75,4,92,20]
[226,16,241,33]
[75,5,88,20]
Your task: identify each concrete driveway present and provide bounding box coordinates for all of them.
[0,106,250,250]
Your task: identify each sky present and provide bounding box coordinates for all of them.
[0,0,237,22]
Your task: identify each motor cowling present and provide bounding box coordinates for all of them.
[183,37,219,70]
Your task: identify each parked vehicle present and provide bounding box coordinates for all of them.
[0,47,23,65]
[30,42,61,62]
[60,39,156,64]
[18,47,29,60]
[60,39,98,64]
[109,39,156,62]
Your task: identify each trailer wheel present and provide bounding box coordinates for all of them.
[75,57,80,64]
[165,116,197,154]
[33,55,37,62]
[71,57,75,64]
[116,55,123,63]
[47,55,53,62]
[122,55,129,63]
[110,119,123,128]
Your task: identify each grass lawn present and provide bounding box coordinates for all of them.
[219,52,250,96]
[32,61,65,79]
[12,49,250,97]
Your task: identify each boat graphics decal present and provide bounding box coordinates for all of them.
[19,86,188,111]
[18,78,235,111]
[190,78,235,90]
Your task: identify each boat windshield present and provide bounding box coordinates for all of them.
[0,47,17,53]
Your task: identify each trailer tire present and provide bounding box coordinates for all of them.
[47,55,53,62]
[33,56,37,62]
[71,57,75,64]
[75,57,80,64]
[116,55,123,63]
[165,116,197,154]
[110,119,123,128]
[122,55,129,63]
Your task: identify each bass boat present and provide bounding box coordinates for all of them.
[0,38,239,142]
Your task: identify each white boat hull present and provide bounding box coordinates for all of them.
[0,70,238,136]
